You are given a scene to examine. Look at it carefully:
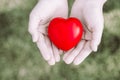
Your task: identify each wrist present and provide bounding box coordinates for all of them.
[76,0,107,6]
[94,0,107,6]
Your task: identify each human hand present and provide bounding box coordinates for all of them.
[63,0,107,65]
[28,0,68,65]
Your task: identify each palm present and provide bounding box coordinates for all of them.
[63,0,105,65]
[28,0,68,65]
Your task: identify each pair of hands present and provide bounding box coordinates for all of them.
[28,0,107,65]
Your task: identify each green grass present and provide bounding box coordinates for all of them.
[0,0,120,80]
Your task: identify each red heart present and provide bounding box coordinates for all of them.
[48,17,83,51]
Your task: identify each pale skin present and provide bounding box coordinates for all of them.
[28,0,107,65]
[63,0,107,65]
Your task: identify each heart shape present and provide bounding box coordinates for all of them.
[48,17,83,51]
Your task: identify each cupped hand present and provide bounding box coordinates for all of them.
[63,0,107,65]
[28,0,68,65]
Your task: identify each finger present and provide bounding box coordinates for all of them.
[52,43,60,62]
[91,26,103,52]
[36,34,51,61]
[63,40,85,64]
[63,48,74,61]
[59,49,63,55]
[45,36,55,65]
[73,41,92,65]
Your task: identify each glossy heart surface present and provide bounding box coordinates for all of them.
[48,17,83,51]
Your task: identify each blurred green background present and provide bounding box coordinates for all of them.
[0,0,120,80]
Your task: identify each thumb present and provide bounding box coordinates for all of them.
[28,16,40,42]
[91,26,103,52]
[28,0,55,42]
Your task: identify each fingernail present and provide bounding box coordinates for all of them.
[64,59,71,64]
[48,61,55,65]
[55,57,60,62]
[73,59,81,65]
[73,61,80,65]
[45,55,51,61]
[91,43,98,52]
[33,35,38,42]
[93,47,97,52]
